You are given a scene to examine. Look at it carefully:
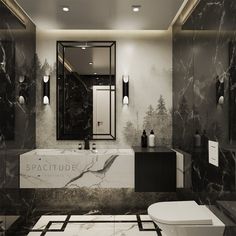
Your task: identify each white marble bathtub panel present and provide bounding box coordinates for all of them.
[20,149,134,188]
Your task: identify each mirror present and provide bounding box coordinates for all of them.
[57,41,116,140]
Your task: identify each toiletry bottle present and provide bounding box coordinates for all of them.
[141,130,147,148]
[148,130,155,147]
[194,130,201,147]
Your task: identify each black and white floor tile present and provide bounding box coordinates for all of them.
[27,215,164,236]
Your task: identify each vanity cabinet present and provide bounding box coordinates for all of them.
[133,146,176,192]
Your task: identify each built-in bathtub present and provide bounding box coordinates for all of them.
[20,149,134,188]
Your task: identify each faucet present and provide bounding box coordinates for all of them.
[84,136,90,150]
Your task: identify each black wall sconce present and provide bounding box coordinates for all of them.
[43,75,50,104]
[122,75,129,105]
[216,75,224,105]
[18,75,28,104]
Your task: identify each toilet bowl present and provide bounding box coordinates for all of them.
[148,201,225,236]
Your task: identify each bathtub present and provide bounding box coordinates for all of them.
[20,149,134,188]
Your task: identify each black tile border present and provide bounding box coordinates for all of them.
[29,214,162,236]
[136,215,162,236]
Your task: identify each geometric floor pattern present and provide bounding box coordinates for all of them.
[27,215,165,236]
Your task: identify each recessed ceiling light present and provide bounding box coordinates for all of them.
[62,6,70,12]
[81,47,86,50]
[89,62,93,65]
[132,5,141,12]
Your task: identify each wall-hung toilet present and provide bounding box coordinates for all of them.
[148,201,225,236]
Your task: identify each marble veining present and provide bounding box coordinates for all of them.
[20,149,134,188]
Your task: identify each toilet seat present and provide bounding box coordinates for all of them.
[148,201,213,225]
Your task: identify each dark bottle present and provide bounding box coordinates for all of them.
[141,130,148,147]
[194,130,201,147]
[84,136,90,150]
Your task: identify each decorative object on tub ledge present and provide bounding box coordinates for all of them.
[141,130,147,148]
[18,75,28,104]
[148,130,155,147]
[194,130,201,147]
[216,75,224,105]
[84,136,90,150]
[43,75,50,104]
[122,75,129,105]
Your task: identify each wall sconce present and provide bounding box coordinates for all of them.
[216,75,224,105]
[18,75,28,105]
[122,75,129,105]
[43,75,50,104]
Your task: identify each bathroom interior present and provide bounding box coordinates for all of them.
[1,0,236,235]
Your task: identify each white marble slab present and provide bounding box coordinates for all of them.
[114,223,157,236]
[62,222,115,236]
[20,149,134,188]
[70,215,114,221]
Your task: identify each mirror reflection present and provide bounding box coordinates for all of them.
[57,41,116,140]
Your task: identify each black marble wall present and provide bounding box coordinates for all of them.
[173,0,236,200]
[172,0,236,151]
[0,1,36,189]
[173,29,230,150]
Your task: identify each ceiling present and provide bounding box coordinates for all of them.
[0,1,25,29]
[15,0,185,30]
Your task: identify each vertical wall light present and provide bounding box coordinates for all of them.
[43,75,50,105]
[122,75,129,105]
[216,75,224,105]
[18,75,28,105]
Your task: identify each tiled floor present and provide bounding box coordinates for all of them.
[27,215,164,236]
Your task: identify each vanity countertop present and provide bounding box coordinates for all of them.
[132,146,174,153]
[20,148,134,157]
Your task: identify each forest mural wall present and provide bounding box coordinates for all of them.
[123,95,172,146]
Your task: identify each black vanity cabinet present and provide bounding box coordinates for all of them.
[133,146,176,192]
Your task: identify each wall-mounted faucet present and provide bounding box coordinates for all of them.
[84,137,90,150]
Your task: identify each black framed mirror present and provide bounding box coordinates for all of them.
[57,41,116,140]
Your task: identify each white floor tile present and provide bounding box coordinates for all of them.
[140,215,153,221]
[114,223,157,236]
[70,215,114,221]
[60,222,114,236]
[114,215,137,221]
[142,221,156,230]
[48,222,64,230]
[27,233,42,236]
